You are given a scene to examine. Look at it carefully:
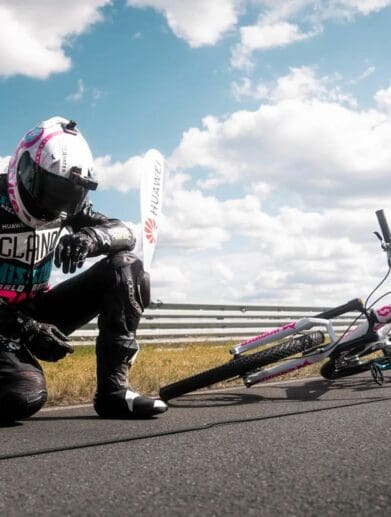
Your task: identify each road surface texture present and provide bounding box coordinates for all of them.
[1,375,391,516]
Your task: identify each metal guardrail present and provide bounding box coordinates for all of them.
[71,301,362,344]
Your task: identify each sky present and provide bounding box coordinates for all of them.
[2,0,391,306]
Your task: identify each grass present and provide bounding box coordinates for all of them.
[41,339,328,407]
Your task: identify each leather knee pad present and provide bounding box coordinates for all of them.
[0,370,47,422]
[108,252,151,311]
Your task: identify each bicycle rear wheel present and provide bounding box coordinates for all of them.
[159,331,324,401]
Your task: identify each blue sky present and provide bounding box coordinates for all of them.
[2,0,391,304]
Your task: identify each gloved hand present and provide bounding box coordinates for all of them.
[55,232,95,274]
[0,302,74,362]
[21,318,74,362]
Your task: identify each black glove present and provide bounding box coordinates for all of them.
[55,232,95,274]
[0,301,74,362]
[21,318,74,362]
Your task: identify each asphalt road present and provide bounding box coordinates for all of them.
[1,375,391,516]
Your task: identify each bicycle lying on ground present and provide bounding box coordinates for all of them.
[159,210,391,401]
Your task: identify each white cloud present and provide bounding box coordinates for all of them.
[126,0,241,47]
[0,0,110,78]
[328,0,391,16]
[233,67,357,107]
[348,65,376,85]
[92,88,104,102]
[267,67,332,102]
[161,189,269,251]
[230,1,391,69]
[170,67,391,207]
[94,153,144,192]
[150,202,386,305]
[232,21,319,70]
[254,0,391,19]
[232,77,268,101]
[240,21,309,50]
[66,79,86,102]
[66,80,105,105]
[374,85,391,112]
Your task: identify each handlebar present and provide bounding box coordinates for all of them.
[376,209,391,266]
[376,209,391,243]
[315,298,365,320]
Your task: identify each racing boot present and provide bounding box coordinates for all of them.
[93,334,167,418]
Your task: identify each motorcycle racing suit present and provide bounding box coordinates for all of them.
[0,172,166,421]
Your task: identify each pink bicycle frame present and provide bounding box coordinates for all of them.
[229,305,391,387]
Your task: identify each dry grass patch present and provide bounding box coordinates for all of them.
[42,345,96,406]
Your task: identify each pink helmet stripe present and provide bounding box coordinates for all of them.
[35,130,63,166]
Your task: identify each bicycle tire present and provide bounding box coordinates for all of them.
[159,331,324,401]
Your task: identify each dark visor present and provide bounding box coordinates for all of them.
[18,152,97,218]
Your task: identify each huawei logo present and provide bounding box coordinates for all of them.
[144,217,158,244]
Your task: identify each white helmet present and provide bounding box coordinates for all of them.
[8,116,98,228]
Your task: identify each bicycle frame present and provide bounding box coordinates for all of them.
[228,304,391,388]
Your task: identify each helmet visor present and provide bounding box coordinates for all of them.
[17,152,95,219]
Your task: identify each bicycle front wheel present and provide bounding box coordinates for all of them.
[159,331,324,401]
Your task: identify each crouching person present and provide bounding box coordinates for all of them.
[0,116,167,423]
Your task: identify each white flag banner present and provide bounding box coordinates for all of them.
[140,149,165,272]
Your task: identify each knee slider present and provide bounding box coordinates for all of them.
[0,370,47,422]
[109,252,151,310]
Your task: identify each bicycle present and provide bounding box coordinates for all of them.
[159,210,391,401]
